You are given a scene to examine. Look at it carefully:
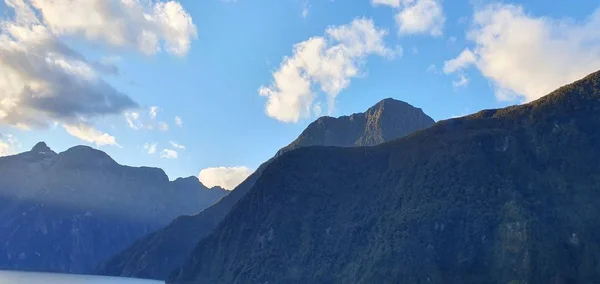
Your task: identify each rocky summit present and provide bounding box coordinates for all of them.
[0,144,227,274]
[169,71,600,284]
[97,98,435,280]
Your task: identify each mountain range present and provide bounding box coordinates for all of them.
[168,71,600,283]
[0,144,227,274]
[97,98,436,280]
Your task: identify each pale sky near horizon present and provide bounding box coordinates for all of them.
[0,0,599,189]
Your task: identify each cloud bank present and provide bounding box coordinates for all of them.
[0,0,196,144]
[445,4,600,102]
[198,166,253,190]
[29,0,197,56]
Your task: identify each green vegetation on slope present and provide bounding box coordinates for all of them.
[170,70,600,284]
[98,98,434,280]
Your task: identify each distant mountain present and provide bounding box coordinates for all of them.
[98,98,435,280]
[277,98,435,155]
[0,144,227,274]
[169,71,600,284]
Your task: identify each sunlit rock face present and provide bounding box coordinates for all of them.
[0,270,164,284]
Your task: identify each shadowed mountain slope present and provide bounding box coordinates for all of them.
[98,98,435,280]
[0,144,227,274]
[170,71,600,284]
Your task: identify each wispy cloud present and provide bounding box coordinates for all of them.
[143,143,157,155]
[63,123,119,147]
[124,106,170,131]
[301,0,310,18]
[175,116,183,127]
[426,64,439,74]
[125,112,142,130]
[158,122,169,132]
[371,0,400,8]
[160,149,178,159]
[170,141,186,149]
[149,106,159,120]
[452,74,469,88]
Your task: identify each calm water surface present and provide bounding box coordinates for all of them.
[0,271,164,284]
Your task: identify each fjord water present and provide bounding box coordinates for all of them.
[0,270,163,284]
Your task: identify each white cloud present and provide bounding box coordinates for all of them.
[63,123,118,146]
[259,18,396,123]
[158,122,169,131]
[301,0,309,18]
[0,0,196,140]
[175,116,183,127]
[395,0,445,36]
[125,111,142,130]
[160,148,178,159]
[169,141,185,149]
[452,74,469,88]
[125,106,172,130]
[445,4,600,102]
[0,0,138,129]
[0,141,10,157]
[0,134,19,157]
[443,49,475,74]
[313,101,322,117]
[372,0,400,8]
[198,166,253,190]
[143,143,157,155]
[426,64,438,74]
[28,0,197,56]
[149,106,159,120]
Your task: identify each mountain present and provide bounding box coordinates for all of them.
[0,144,227,274]
[97,98,435,280]
[169,71,600,284]
[276,98,435,155]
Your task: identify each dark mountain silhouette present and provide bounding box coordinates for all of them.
[97,98,435,280]
[0,144,227,274]
[169,71,600,284]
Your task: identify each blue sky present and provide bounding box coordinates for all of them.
[0,0,599,189]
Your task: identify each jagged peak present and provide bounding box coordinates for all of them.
[30,142,56,155]
[366,98,423,115]
[211,186,228,192]
[277,97,436,155]
[172,176,206,189]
